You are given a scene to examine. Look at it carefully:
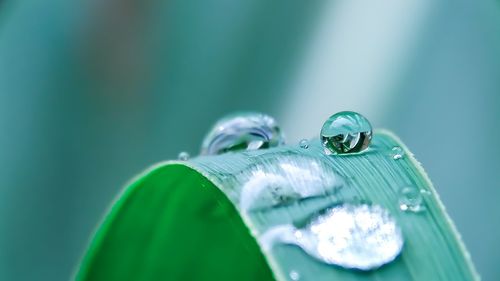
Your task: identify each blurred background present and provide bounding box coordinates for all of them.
[1,0,499,280]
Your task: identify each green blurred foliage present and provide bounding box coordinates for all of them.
[0,0,321,280]
[0,0,499,280]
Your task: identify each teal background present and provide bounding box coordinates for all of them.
[0,0,499,280]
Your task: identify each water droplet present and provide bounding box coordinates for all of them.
[239,157,343,212]
[399,186,425,212]
[320,111,372,155]
[299,139,309,149]
[289,270,300,280]
[294,204,403,270]
[177,151,190,161]
[201,112,285,155]
[391,146,405,160]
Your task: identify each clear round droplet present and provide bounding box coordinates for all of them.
[201,112,285,155]
[289,270,300,280]
[299,139,309,149]
[177,151,190,161]
[320,111,372,155]
[399,186,424,212]
[295,204,403,270]
[391,146,405,160]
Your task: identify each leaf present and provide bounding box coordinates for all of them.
[76,130,479,280]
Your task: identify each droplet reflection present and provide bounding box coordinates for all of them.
[320,111,372,155]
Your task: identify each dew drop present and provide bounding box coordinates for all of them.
[391,146,405,160]
[299,139,309,149]
[177,151,190,161]
[201,112,285,155]
[294,204,403,270]
[399,186,425,213]
[289,270,300,280]
[320,111,372,155]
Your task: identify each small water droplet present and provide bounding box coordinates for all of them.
[299,139,309,149]
[294,204,403,270]
[391,146,405,160]
[201,112,285,155]
[320,111,372,155]
[289,270,300,280]
[177,151,190,161]
[399,186,425,213]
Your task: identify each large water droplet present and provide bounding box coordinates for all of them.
[201,112,285,155]
[391,146,405,160]
[295,204,403,270]
[398,186,425,213]
[320,111,372,155]
[239,157,344,212]
[177,151,190,161]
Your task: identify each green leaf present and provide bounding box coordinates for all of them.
[76,130,479,281]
